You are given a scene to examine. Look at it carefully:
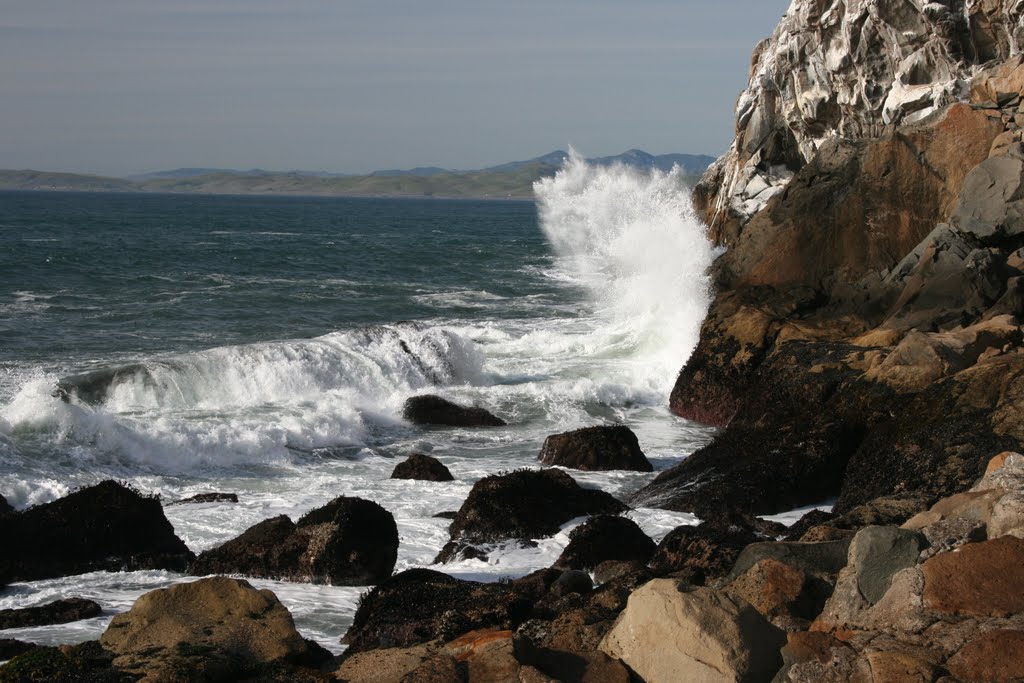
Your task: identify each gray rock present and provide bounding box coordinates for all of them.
[727,540,852,582]
[850,526,927,605]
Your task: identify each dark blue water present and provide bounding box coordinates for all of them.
[0,192,560,365]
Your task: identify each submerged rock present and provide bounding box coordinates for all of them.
[0,480,194,584]
[434,469,627,563]
[167,492,239,505]
[402,395,506,427]
[192,496,398,586]
[0,598,102,630]
[390,453,454,482]
[538,425,652,473]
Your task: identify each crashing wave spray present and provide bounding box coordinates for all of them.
[533,150,715,395]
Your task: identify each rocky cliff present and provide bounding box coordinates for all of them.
[635,0,1024,521]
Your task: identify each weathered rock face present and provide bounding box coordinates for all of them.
[0,480,194,584]
[435,469,627,563]
[552,515,656,571]
[192,496,398,586]
[402,395,506,427]
[0,598,102,630]
[697,0,1023,243]
[537,425,653,473]
[600,580,786,683]
[390,453,455,482]
[100,577,329,681]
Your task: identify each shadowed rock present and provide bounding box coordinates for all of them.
[192,496,398,586]
[0,598,102,630]
[434,469,627,563]
[538,425,652,473]
[402,395,506,427]
[0,480,194,584]
[390,453,454,482]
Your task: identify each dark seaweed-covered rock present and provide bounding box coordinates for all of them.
[0,598,102,630]
[0,641,130,683]
[0,480,194,584]
[342,568,559,656]
[390,453,454,482]
[0,639,36,662]
[553,516,656,571]
[402,395,506,427]
[434,469,627,563]
[648,518,765,585]
[167,492,238,505]
[538,425,653,472]
[192,496,398,586]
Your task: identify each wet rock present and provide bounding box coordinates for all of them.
[435,469,626,563]
[0,598,102,630]
[0,480,194,584]
[648,518,763,585]
[537,425,652,472]
[390,453,454,482]
[341,568,557,655]
[946,630,1024,683]
[192,496,398,586]
[167,492,238,505]
[552,515,655,571]
[600,581,785,683]
[0,639,36,662]
[402,395,506,427]
[99,576,329,681]
[922,536,1024,617]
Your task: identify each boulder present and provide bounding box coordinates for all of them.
[946,630,1024,683]
[167,492,238,505]
[537,425,652,473]
[402,395,506,427]
[341,568,557,655]
[0,598,102,630]
[0,480,194,584]
[192,496,398,586]
[553,515,655,571]
[435,469,626,563]
[648,518,764,585]
[390,453,454,482]
[921,536,1024,617]
[600,581,785,683]
[100,576,329,680]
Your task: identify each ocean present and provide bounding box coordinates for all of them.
[0,154,718,652]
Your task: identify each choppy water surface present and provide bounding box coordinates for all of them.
[0,154,716,651]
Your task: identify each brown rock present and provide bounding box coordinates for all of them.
[946,630,1024,683]
[922,536,1024,617]
[100,577,323,681]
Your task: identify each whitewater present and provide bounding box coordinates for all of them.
[0,154,718,651]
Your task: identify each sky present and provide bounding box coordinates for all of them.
[0,1,790,176]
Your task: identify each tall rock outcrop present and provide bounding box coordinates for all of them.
[637,0,1024,519]
[698,0,1023,246]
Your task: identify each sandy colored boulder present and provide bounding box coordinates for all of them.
[922,536,1024,617]
[101,576,313,681]
[600,580,784,683]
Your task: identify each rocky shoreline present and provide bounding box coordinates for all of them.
[6,1,1024,680]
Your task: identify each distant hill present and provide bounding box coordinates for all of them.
[0,149,714,199]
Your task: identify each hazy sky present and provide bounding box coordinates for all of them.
[1,1,789,176]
